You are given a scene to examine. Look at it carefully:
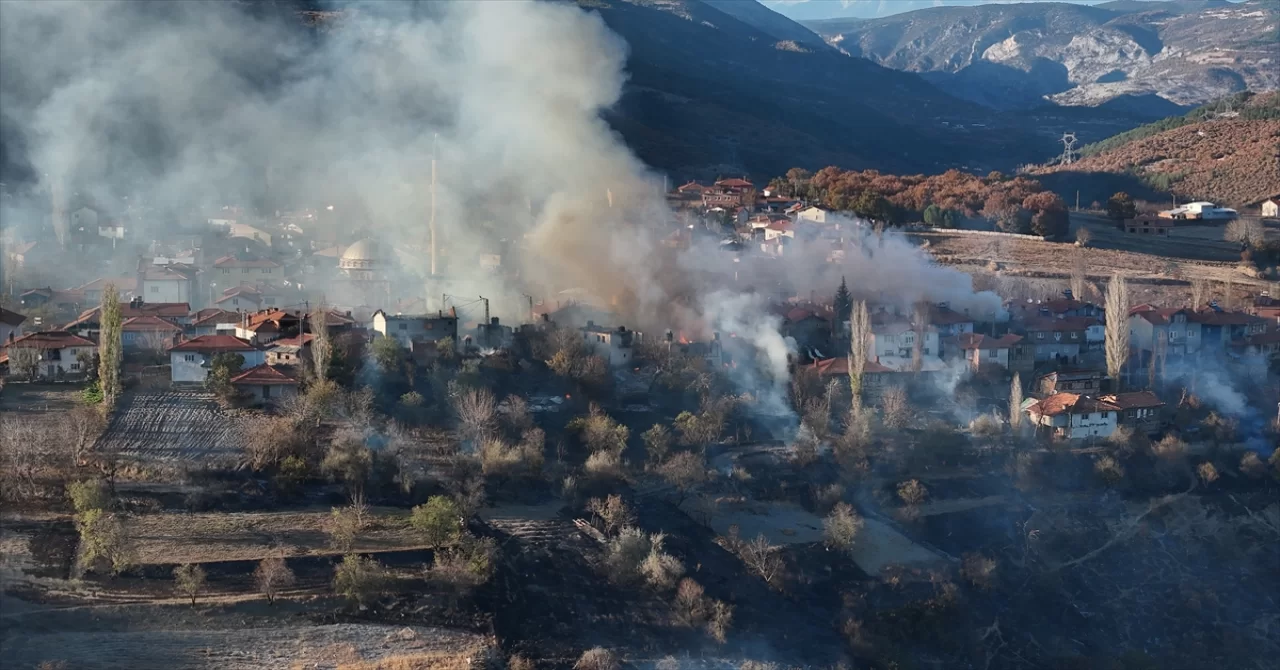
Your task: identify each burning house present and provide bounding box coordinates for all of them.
[581,321,640,368]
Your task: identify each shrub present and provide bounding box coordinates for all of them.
[587,495,634,537]
[642,424,671,465]
[173,563,207,607]
[1094,455,1126,485]
[813,482,845,514]
[75,509,133,575]
[640,532,685,590]
[897,479,928,506]
[66,479,111,514]
[707,600,734,644]
[326,504,368,552]
[656,450,707,503]
[969,413,1002,438]
[960,553,998,590]
[822,502,864,555]
[430,532,498,588]
[410,496,463,548]
[1197,462,1220,485]
[673,578,708,625]
[508,655,536,670]
[601,527,651,584]
[333,554,388,606]
[1240,451,1266,478]
[584,449,624,480]
[574,648,618,670]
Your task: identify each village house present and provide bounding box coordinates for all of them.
[19,287,86,315]
[1189,305,1267,349]
[794,206,835,226]
[0,307,27,344]
[1100,391,1166,435]
[702,178,756,209]
[1020,317,1086,362]
[581,322,640,368]
[1247,294,1280,323]
[187,308,241,337]
[778,306,834,361]
[1128,306,1202,360]
[230,364,299,405]
[954,333,1023,371]
[213,284,283,311]
[1260,198,1278,219]
[1024,393,1118,440]
[928,304,975,338]
[0,331,96,380]
[213,253,281,278]
[75,278,138,305]
[168,335,264,384]
[120,315,183,352]
[372,309,458,351]
[138,264,198,304]
[868,319,940,367]
[66,299,193,337]
[1231,330,1280,359]
[1008,295,1102,322]
[224,222,275,247]
[265,333,313,366]
[465,318,514,350]
[1036,369,1106,397]
[805,356,898,400]
[236,309,302,345]
[1122,214,1174,236]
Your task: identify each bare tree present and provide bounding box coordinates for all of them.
[1190,277,1210,308]
[1070,250,1087,300]
[1224,218,1265,248]
[310,304,331,384]
[1223,276,1236,310]
[452,386,496,441]
[1105,273,1130,389]
[657,450,707,505]
[173,563,207,607]
[847,300,870,415]
[254,555,296,605]
[738,533,785,588]
[880,385,910,429]
[8,346,40,381]
[1009,374,1023,431]
[1075,226,1092,248]
[823,502,864,555]
[99,284,123,404]
[587,494,634,537]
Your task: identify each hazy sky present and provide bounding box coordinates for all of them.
[763,0,1142,21]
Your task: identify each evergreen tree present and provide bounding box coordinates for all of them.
[834,277,853,323]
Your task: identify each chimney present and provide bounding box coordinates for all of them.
[491,317,499,326]
[587,320,595,329]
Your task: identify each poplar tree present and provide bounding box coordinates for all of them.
[99,284,123,404]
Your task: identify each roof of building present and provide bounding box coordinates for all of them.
[1232,330,1280,347]
[956,333,1023,350]
[1099,391,1164,410]
[270,333,315,348]
[121,315,183,332]
[190,309,241,327]
[341,238,382,263]
[75,277,139,293]
[313,244,348,258]
[169,335,259,353]
[67,301,192,329]
[1039,368,1104,381]
[1188,307,1264,326]
[807,356,894,377]
[0,307,26,327]
[714,178,754,189]
[1022,316,1094,332]
[230,363,299,386]
[1130,306,1186,325]
[215,286,264,305]
[3,330,96,350]
[1027,393,1113,417]
[929,305,973,325]
[141,266,196,282]
[213,254,280,268]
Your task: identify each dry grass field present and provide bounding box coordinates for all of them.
[124,508,423,565]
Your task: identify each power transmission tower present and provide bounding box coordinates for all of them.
[1059,132,1078,166]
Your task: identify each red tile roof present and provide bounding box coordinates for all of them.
[75,277,138,292]
[3,330,95,350]
[714,178,754,189]
[807,356,893,377]
[1027,393,1112,417]
[270,333,315,348]
[121,316,182,332]
[169,335,259,353]
[1188,308,1264,326]
[929,306,973,325]
[1023,317,1092,332]
[68,302,191,328]
[230,363,298,386]
[956,333,1023,350]
[1131,307,1185,325]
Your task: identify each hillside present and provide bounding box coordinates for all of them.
[804,0,1280,110]
[1032,93,1280,207]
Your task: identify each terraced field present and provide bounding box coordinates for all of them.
[96,391,247,465]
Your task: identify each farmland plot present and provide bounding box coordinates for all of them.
[96,391,247,464]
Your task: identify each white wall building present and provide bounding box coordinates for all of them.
[168,335,264,384]
[372,309,458,350]
[1,331,96,379]
[581,322,640,367]
[1025,393,1119,440]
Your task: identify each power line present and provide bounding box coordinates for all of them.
[1059,132,1078,166]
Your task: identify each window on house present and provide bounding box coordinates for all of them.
[1070,332,1078,339]
[242,268,250,274]
[184,354,196,362]
[150,285,159,294]
[1036,332,1043,340]
[71,362,80,371]
[1188,330,1194,337]
[399,323,407,330]
[262,268,271,274]
[221,268,230,275]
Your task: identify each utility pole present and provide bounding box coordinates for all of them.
[1075,190,1080,212]
[430,133,438,277]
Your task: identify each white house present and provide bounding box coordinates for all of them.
[0,331,96,380]
[794,206,834,225]
[1128,307,1202,358]
[121,316,183,352]
[140,265,197,304]
[954,333,1022,371]
[1,307,28,344]
[869,321,940,370]
[581,322,640,367]
[168,335,264,384]
[1025,393,1118,440]
[372,309,458,350]
[1262,198,1279,219]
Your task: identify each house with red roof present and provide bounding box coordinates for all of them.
[803,355,898,399]
[168,335,264,383]
[187,308,242,337]
[265,333,314,366]
[213,253,281,278]
[0,331,96,380]
[1127,306,1201,358]
[121,316,183,352]
[66,299,193,336]
[138,264,198,304]
[1100,391,1165,435]
[1024,393,1118,440]
[230,364,299,404]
